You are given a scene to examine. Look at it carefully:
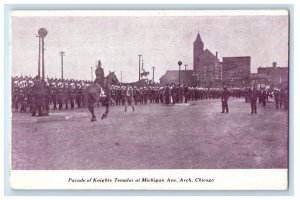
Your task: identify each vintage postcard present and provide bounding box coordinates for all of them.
[9,10,289,190]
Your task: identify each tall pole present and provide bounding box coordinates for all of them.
[91,66,93,81]
[38,28,48,80]
[152,66,155,82]
[59,51,65,80]
[121,70,123,84]
[41,37,45,80]
[141,59,144,80]
[138,54,142,82]
[36,35,41,78]
[184,64,188,84]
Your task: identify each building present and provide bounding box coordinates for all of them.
[222,56,251,87]
[193,33,221,87]
[253,62,288,88]
[160,32,253,88]
[159,70,194,86]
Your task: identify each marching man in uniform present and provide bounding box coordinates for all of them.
[124,84,135,112]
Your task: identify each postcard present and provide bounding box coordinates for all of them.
[9,10,289,190]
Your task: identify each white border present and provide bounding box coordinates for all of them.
[2,1,298,199]
[10,10,288,17]
[10,169,287,190]
[8,9,289,191]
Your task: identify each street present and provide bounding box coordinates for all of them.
[11,98,288,170]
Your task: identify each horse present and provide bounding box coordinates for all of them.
[86,71,119,122]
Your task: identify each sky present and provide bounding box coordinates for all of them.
[11,12,288,83]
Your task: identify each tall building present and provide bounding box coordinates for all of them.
[222,56,251,87]
[193,33,220,87]
[251,62,288,88]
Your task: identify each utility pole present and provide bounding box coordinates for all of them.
[35,35,41,78]
[138,54,142,82]
[121,70,123,84]
[59,51,65,80]
[152,66,155,82]
[184,64,188,84]
[91,66,93,81]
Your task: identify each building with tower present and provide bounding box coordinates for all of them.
[160,32,254,88]
[193,33,221,87]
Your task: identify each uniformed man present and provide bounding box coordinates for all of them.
[64,82,69,109]
[221,85,230,113]
[82,82,89,108]
[170,83,177,104]
[31,77,48,116]
[274,88,280,109]
[75,83,83,108]
[31,77,42,116]
[183,84,188,103]
[27,80,35,112]
[50,82,57,110]
[116,86,122,106]
[94,60,105,86]
[164,84,171,104]
[133,86,139,105]
[120,85,126,105]
[124,84,135,112]
[18,81,27,112]
[260,88,267,106]
[12,80,20,112]
[69,82,76,109]
[57,82,65,110]
[249,84,259,114]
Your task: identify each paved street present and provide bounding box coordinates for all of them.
[11,98,288,170]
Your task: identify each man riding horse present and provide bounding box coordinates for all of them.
[87,60,119,122]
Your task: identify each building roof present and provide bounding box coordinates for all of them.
[223,56,251,59]
[203,49,216,58]
[195,33,201,41]
[194,33,204,45]
[159,70,194,82]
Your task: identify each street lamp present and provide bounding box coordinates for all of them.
[38,28,48,80]
[178,61,182,103]
[37,28,49,116]
[178,61,182,85]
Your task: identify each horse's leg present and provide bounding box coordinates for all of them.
[101,100,109,120]
[88,98,97,122]
[101,106,107,119]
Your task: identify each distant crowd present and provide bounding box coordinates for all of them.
[11,75,288,115]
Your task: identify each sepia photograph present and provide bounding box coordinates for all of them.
[9,10,289,190]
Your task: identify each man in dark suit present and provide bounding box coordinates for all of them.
[249,84,258,114]
[221,85,230,113]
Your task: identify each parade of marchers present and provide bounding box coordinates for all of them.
[11,69,288,117]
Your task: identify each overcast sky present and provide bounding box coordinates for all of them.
[11,13,288,82]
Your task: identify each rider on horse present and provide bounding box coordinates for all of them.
[87,60,119,122]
